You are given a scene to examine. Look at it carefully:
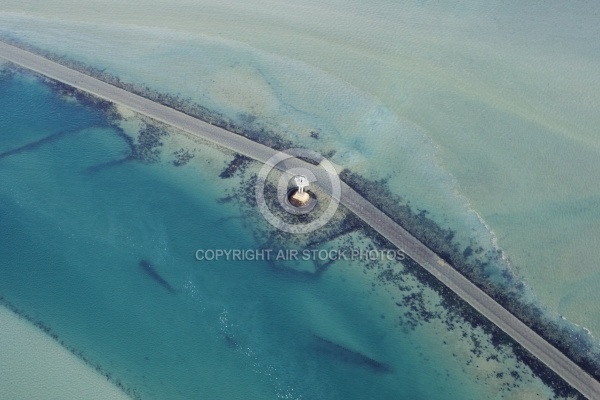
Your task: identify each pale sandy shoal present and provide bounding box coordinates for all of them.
[0,305,130,400]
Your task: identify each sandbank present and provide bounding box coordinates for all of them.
[0,306,130,400]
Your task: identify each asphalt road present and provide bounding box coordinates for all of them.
[1,40,599,399]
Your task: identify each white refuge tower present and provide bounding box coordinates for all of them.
[289,175,311,207]
[294,175,309,194]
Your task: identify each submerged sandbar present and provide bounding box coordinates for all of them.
[0,306,131,400]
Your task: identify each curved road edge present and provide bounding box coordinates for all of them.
[1,40,599,399]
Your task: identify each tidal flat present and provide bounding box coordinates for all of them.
[0,64,573,399]
[1,2,599,397]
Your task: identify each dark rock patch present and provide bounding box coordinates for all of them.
[220,154,250,179]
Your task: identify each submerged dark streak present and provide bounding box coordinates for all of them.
[0,127,84,160]
[139,259,175,294]
[312,335,392,373]
[86,156,132,173]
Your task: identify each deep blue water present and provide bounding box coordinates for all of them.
[0,71,497,399]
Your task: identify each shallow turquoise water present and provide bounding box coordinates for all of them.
[0,72,503,398]
[2,0,600,365]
